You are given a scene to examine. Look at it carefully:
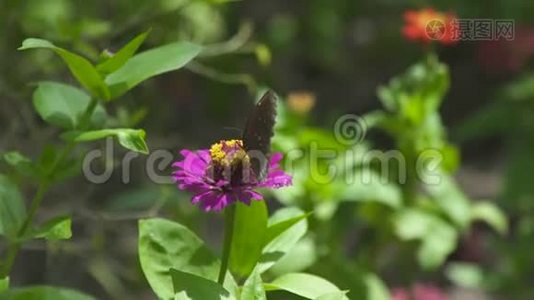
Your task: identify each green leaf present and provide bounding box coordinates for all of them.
[423,173,471,229]
[341,169,402,208]
[19,38,110,99]
[394,209,434,240]
[315,292,349,300]
[222,273,240,300]
[0,175,26,239]
[30,216,72,240]
[0,277,8,293]
[241,268,266,300]
[263,212,310,248]
[417,220,457,270]
[229,201,268,279]
[96,30,151,75]
[362,273,390,300]
[445,262,484,289]
[61,128,148,154]
[105,41,201,98]
[171,269,233,300]
[259,207,308,273]
[37,145,59,176]
[0,286,96,300]
[377,55,449,115]
[2,151,35,177]
[33,82,107,129]
[269,236,316,276]
[265,273,346,300]
[394,208,458,269]
[440,143,460,173]
[138,218,220,300]
[470,201,508,235]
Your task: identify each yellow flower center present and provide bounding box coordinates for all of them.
[209,139,248,167]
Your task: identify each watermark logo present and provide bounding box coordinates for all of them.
[425,19,447,41]
[81,114,445,186]
[334,114,367,145]
[426,18,515,41]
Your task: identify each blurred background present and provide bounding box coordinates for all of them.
[1,0,534,299]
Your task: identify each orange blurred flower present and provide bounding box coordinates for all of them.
[287,91,316,115]
[402,8,458,45]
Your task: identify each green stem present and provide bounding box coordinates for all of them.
[198,22,253,57]
[0,182,47,278]
[17,182,48,237]
[218,204,236,285]
[186,61,256,92]
[0,97,99,278]
[77,97,98,130]
[0,244,17,278]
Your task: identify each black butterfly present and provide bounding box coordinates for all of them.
[242,90,277,181]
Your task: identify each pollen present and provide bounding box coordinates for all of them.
[209,139,244,164]
[210,143,225,162]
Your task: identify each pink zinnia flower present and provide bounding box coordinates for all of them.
[172,139,292,211]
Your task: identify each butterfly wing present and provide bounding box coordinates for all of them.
[242,90,277,181]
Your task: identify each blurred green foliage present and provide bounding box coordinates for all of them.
[0,0,533,299]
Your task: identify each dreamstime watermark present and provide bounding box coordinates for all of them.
[82,114,445,186]
[334,114,367,146]
[426,18,515,41]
